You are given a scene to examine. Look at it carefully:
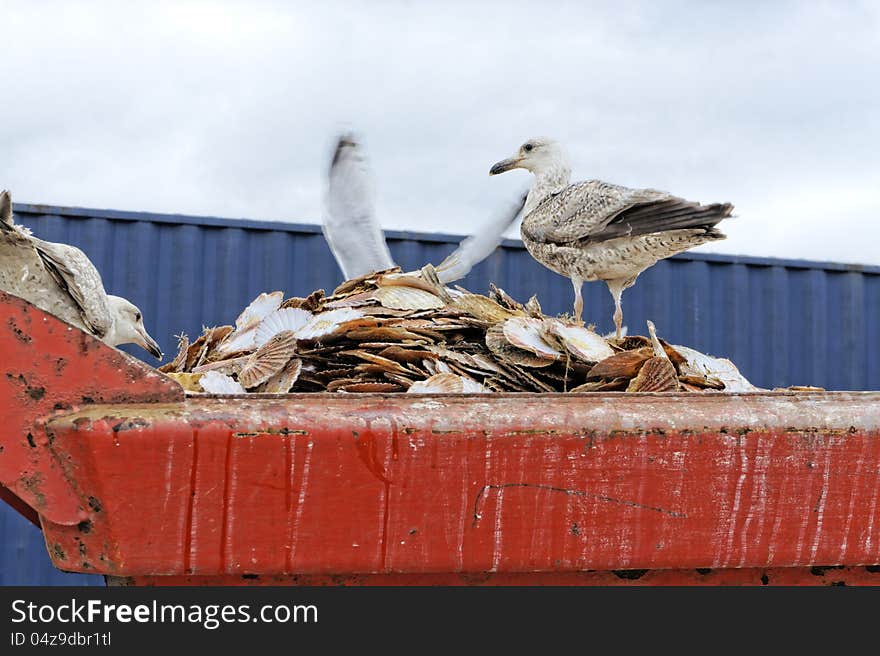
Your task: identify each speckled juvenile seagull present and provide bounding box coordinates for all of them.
[0,190,162,358]
[489,138,732,338]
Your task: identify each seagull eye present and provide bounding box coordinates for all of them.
[135,312,141,322]
[523,143,534,152]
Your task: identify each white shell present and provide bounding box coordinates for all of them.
[215,292,284,354]
[545,320,614,363]
[673,345,760,392]
[235,291,283,329]
[254,308,313,347]
[502,317,561,360]
[215,327,258,354]
[408,373,489,394]
[295,308,366,340]
[199,371,246,394]
[372,286,444,311]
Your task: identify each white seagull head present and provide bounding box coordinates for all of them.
[105,295,162,359]
[489,137,570,177]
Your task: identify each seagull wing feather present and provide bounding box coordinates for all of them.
[31,239,113,337]
[322,135,395,280]
[435,190,527,284]
[523,180,731,245]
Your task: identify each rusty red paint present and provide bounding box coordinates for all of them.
[2,291,880,585]
[38,393,880,578]
[0,291,181,527]
[113,566,880,586]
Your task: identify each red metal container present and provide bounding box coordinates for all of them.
[2,290,879,585]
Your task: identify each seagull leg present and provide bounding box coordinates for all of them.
[606,280,625,339]
[570,275,584,324]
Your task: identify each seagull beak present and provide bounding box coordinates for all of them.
[489,156,522,176]
[137,328,163,360]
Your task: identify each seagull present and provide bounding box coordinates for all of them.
[0,190,162,358]
[323,135,396,280]
[324,133,526,284]
[489,137,732,338]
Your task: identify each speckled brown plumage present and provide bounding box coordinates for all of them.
[490,138,733,337]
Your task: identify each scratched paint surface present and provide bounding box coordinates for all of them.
[3,289,880,582]
[40,392,880,577]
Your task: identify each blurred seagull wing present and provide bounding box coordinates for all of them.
[435,189,527,284]
[322,134,395,280]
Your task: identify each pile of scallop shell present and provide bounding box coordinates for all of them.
[159,265,757,395]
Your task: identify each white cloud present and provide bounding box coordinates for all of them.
[1,0,878,264]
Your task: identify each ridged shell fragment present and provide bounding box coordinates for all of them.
[372,286,445,311]
[295,308,366,340]
[587,348,653,379]
[199,371,246,394]
[408,373,489,394]
[674,345,759,392]
[261,358,303,393]
[502,317,561,360]
[545,321,614,363]
[626,357,679,392]
[485,324,553,368]
[254,308,312,347]
[451,294,519,323]
[238,330,298,389]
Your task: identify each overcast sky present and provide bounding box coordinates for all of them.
[2,1,878,264]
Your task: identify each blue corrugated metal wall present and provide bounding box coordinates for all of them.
[3,203,879,585]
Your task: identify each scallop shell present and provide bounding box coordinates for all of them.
[673,345,759,392]
[346,326,426,342]
[238,330,298,389]
[235,291,283,329]
[163,372,204,392]
[378,346,436,364]
[339,350,413,376]
[261,358,303,393]
[215,292,284,354]
[295,308,366,340]
[254,308,313,347]
[488,284,525,312]
[614,334,686,369]
[372,286,444,311]
[626,357,679,392]
[193,354,250,375]
[451,294,518,323]
[281,289,325,312]
[185,332,211,370]
[333,266,401,296]
[678,374,725,390]
[159,334,189,373]
[325,291,379,308]
[485,324,553,368]
[524,295,542,318]
[545,321,614,363]
[502,317,561,360]
[569,377,630,393]
[423,359,454,376]
[326,377,366,392]
[199,371,246,395]
[587,348,653,380]
[408,373,488,394]
[215,326,258,354]
[376,271,445,295]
